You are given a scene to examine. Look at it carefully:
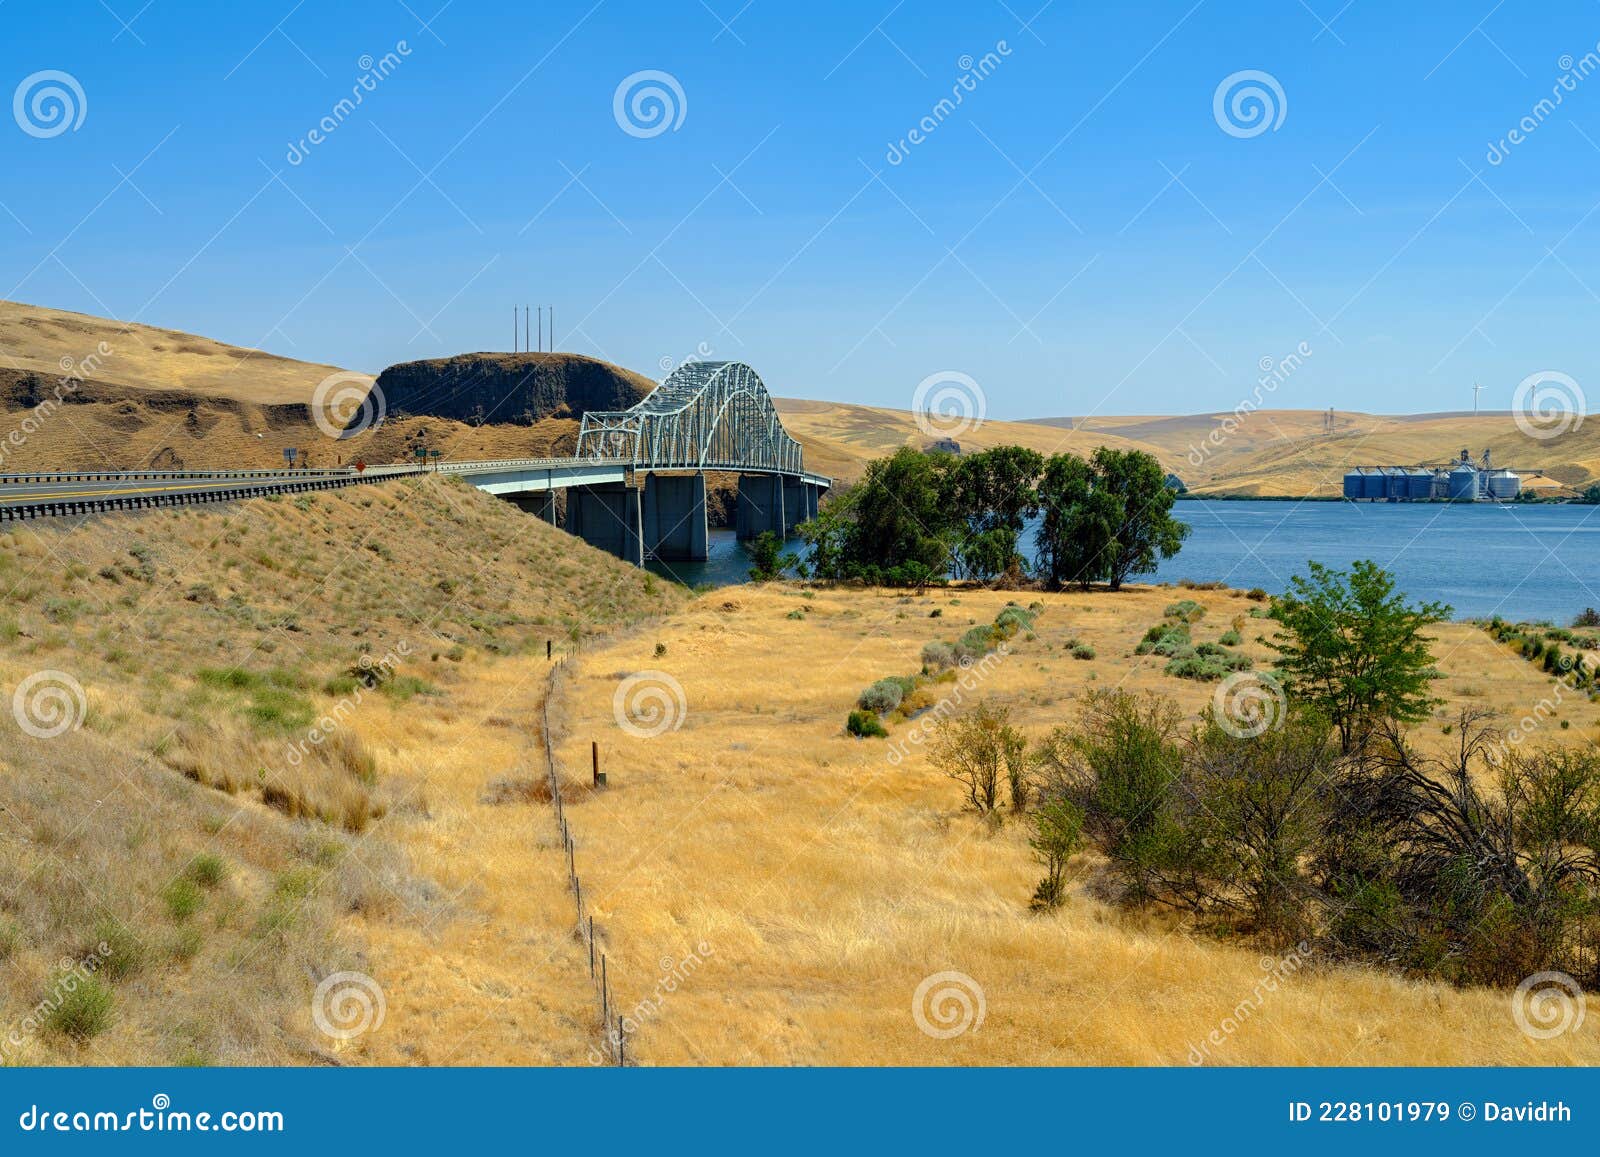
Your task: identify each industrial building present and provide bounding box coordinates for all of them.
[1343,449,1525,502]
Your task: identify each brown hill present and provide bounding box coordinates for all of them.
[1030,410,1592,496]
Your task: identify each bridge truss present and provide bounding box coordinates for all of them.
[574,360,803,475]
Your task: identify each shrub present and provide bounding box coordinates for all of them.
[1218,629,1242,646]
[857,679,905,714]
[1246,588,1268,601]
[1576,607,1600,628]
[0,917,19,960]
[90,920,145,981]
[929,701,1028,814]
[1163,599,1205,623]
[846,710,887,738]
[1029,796,1085,910]
[162,879,204,923]
[44,976,114,1042]
[185,855,228,889]
[995,606,1035,635]
[1070,643,1096,660]
[1164,655,1224,681]
[921,641,957,672]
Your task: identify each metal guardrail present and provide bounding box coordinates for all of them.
[0,468,423,523]
[0,455,831,525]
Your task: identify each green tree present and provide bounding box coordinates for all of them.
[836,446,958,583]
[950,446,1044,582]
[1091,447,1189,590]
[1028,796,1084,911]
[746,531,794,582]
[1268,560,1450,753]
[1034,452,1112,589]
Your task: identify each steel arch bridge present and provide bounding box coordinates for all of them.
[574,360,804,475]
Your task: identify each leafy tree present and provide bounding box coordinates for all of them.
[746,531,794,582]
[1034,450,1187,590]
[950,446,1043,582]
[929,701,1028,815]
[1028,796,1084,911]
[1090,447,1189,590]
[1033,452,1109,589]
[1268,560,1450,753]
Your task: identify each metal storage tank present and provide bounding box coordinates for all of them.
[1487,469,1521,500]
[1448,463,1480,501]
[1406,469,1434,500]
[1342,470,1365,500]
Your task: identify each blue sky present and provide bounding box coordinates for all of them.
[3,0,1600,420]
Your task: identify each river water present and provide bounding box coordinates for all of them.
[650,501,1600,624]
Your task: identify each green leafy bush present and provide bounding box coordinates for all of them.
[846,710,887,738]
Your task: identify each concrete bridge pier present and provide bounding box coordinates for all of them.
[782,476,814,534]
[506,492,558,524]
[642,472,708,561]
[564,482,643,564]
[736,473,786,540]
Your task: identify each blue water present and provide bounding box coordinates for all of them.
[652,502,1600,624]
[1147,500,1600,622]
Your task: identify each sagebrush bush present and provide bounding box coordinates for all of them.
[90,920,145,981]
[921,641,957,671]
[857,679,905,714]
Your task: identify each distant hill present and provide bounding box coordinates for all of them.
[1027,410,1592,496]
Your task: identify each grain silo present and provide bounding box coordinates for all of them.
[1486,469,1521,500]
[1448,461,1480,501]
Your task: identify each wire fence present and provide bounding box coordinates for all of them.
[541,658,627,1066]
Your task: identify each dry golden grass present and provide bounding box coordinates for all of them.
[543,582,1600,1065]
[0,477,675,1064]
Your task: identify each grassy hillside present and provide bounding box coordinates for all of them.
[0,476,679,1064]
